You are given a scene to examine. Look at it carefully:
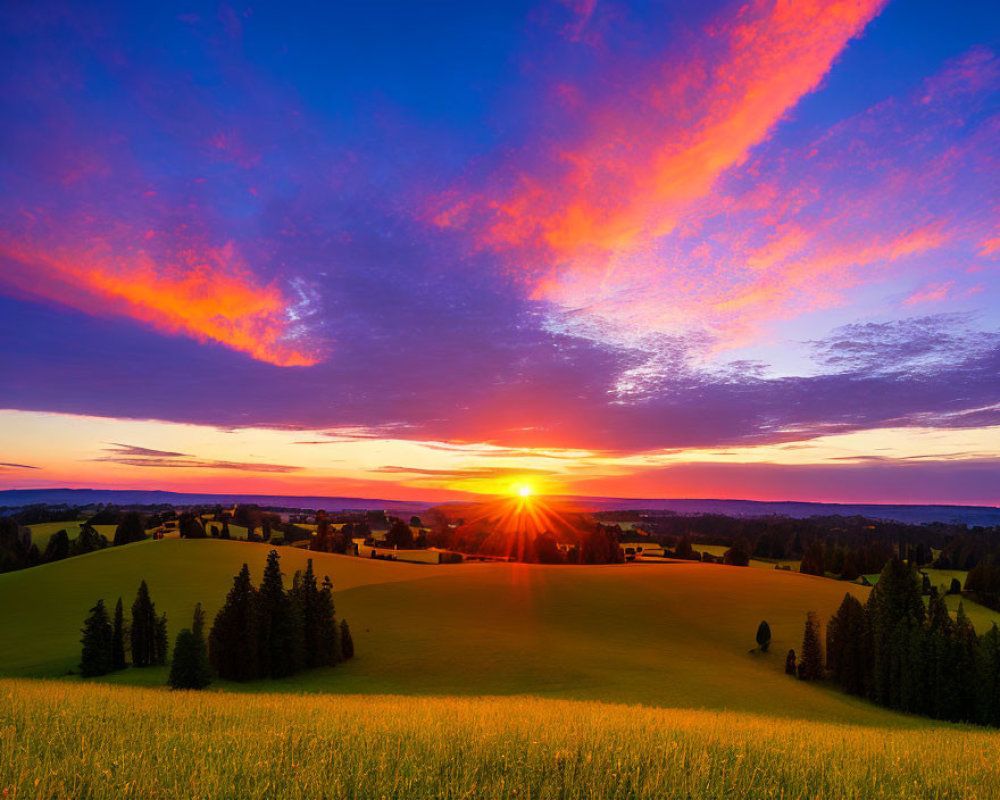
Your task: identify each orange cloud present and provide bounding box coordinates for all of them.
[903,280,955,306]
[476,0,886,262]
[0,239,320,367]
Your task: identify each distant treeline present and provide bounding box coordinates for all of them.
[790,558,1000,727]
[80,551,353,689]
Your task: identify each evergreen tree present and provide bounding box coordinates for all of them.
[755,620,771,652]
[256,550,304,677]
[316,575,342,665]
[784,649,796,676]
[192,602,205,641]
[169,606,212,690]
[154,613,169,666]
[209,563,260,681]
[291,560,325,668]
[80,599,113,677]
[950,604,979,722]
[866,558,924,706]
[168,629,212,689]
[799,611,823,680]
[111,597,127,671]
[978,624,1000,727]
[130,580,157,667]
[826,593,867,696]
[43,529,70,563]
[340,619,354,660]
[114,512,145,546]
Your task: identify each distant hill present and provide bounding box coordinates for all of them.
[1,488,997,526]
[572,497,1000,526]
[0,488,434,514]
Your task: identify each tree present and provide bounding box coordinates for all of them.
[71,524,108,556]
[80,599,113,677]
[948,577,962,595]
[785,649,797,676]
[839,551,860,582]
[209,564,260,681]
[317,576,342,666]
[340,619,354,660]
[978,624,1000,727]
[168,606,211,690]
[114,512,145,546]
[178,512,206,539]
[825,593,867,696]
[723,537,751,567]
[154,613,169,666]
[755,620,771,652]
[800,541,825,577]
[799,611,824,680]
[385,520,415,550]
[866,558,925,706]
[111,597,127,671]
[131,580,157,667]
[43,529,70,563]
[256,550,304,678]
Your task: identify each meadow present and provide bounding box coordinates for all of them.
[5,679,1000,800]
[2,538,1000,797]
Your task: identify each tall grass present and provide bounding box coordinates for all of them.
[3,678,998,799]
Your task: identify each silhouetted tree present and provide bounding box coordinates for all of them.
[114,512,145,546]
[785,649,797,675]
[724,536,751,567]
[756,620,771,652]
[154,613,169,666]
[111,597,126,671]
[130,580,158,667]
[80,599,113,677]
[948,577,962,595]
[168,605,211,690]
[799,540,825,577]
[256,550,304,678]
[799,611,824,680]
[317,576,342,665]
[385,520,415,550]
[43,529,70,562]
[209,564,259,681]
[70,524,108,556]
[340,619,354,660]
[825,593,866,695]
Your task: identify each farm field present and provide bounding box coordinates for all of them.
[4,678,1000,800]
[2,539,1000,798]
[695,542,801,570]
[26,521,118,549]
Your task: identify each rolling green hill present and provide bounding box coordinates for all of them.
[2,538,999,798]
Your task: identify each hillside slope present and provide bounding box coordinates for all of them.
[2,538,999,727]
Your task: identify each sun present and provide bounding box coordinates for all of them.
[516,484,533,498]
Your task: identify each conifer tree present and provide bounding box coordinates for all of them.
[154,613,169,666]
[209,563,260,681]
[114,512,145,546]
[256,549,304,677]
[755,620,771,652]
[43,529,70,562]
[340,619,354,660]
[978,624,1000,727]
[799,611,823,680]
[169,606,212,690]
[291,560,322,667]
[131,580,157,667]
[784,649,796,676]
[80,599,114,677]
[192,602,205,641]
[317,575,342,665]
[111,597,126,671]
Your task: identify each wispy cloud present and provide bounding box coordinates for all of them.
[94,443,302,473]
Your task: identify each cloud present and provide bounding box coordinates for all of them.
[0,462,40,470]
[94,443,302,473]
[0,238,321,367]
[371,465,557,480]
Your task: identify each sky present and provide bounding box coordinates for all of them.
[0,0,998,505]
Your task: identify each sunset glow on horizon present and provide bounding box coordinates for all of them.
[0,0,997,507]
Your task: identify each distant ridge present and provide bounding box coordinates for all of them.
[1,488,997,526]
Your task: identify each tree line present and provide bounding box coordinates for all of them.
[80,551,353,689]
[785,558,1000,727]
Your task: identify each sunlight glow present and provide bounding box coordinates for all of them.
[517,484,533,498]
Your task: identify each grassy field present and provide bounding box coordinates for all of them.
[4,679,1000,800]
[695,542,801,571]
[26,521,118,549]
[2,539,999,797]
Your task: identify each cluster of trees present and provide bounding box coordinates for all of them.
[965,555,1000,612]
[787,558,1000,727]
[79,580,168,677]
[209,551,353,681]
